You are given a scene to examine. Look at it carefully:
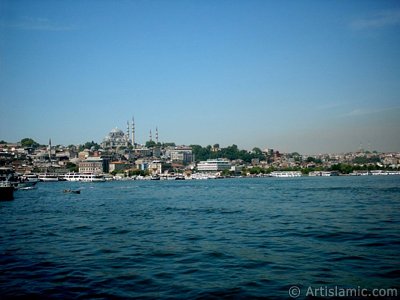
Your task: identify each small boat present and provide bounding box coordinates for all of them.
[0,181,14,201]
[63,189,81,194]
[13,180,37,190]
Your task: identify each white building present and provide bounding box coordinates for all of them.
[148,160,163,175]
[165,147,193,164]
[197,159,231,172]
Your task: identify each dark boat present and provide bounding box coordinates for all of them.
[64,189,81,194]
[13,180,38,190]
[0,182,14,201]
[1,167,37,191]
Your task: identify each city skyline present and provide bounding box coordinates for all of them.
[1,1,399,154]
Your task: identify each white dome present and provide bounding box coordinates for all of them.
[102,127,128,147]
[110,127,124,135]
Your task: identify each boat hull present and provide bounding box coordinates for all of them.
[0,186,14,201]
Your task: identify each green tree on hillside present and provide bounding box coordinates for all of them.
[21,138,40,148]
[79,141,100,151]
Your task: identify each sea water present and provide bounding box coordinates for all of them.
[1,177,399,299]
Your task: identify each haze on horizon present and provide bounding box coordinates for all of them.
[1,0,399,155]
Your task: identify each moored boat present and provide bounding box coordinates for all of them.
[0,181,14,201]
[21,174,40,183]
[38,173,59,182]
[63,173,106,182]
[270,171,302,178]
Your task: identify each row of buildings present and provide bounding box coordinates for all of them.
[1,126,400,177]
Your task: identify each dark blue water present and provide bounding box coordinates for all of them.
[1,177,399,299]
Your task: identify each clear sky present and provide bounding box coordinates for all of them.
[1,0,399,154]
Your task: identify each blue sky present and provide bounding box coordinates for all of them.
[1,0,399,154]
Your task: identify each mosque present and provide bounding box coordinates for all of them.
[101,118,159,149]
[102,117,135,148]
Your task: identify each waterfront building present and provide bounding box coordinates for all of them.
[135,158,151,171]
[197,159,231,172]
[230,165,243,174]
[109,161,132,173]
[166,147,193,164]
[148,160,163,175]
[79,157,108,174]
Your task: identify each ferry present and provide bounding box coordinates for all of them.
[309,171,339,176]
[38,173,59,182]
[63,173,106,182]
[21,174,40,183]
[189,173,218,180]
[159,174,185,180]
[270,171,302,178]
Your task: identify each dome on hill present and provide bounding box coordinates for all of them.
[102,127,127,148]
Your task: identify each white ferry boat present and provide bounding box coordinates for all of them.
[189,173,218,180]
[309,171,339,177]
[38,173,59,182]
[21,174,40,183]
[63,173,106,182]
[270,171,302,178]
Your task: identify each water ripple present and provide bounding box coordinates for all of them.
[1,176,399,299]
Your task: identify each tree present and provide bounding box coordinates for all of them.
[306,157,316,163]
[162,142,176,147]
[79,141,100,151]
[330,163,353,174]
[252,147,262,154]
[353,156,381,164]
[145,140,157,148]
[190,144,212,162]
[21,138,40,148]
[248,166,264,174]
[66,162,79,172]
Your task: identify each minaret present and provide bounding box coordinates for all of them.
[126,121,130,146]
[155,126,159,144]
[48,138,52,162]
[149,129,152,142]
[131,116,135,147]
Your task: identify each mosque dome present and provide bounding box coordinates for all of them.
[102,127,127,147]
[110,127,124,135]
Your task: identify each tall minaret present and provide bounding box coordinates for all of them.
[155,126,159,144]
[131,116,135,147]
[149,129,152,142]
[126,121,130,146]
[48,138,52,162]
